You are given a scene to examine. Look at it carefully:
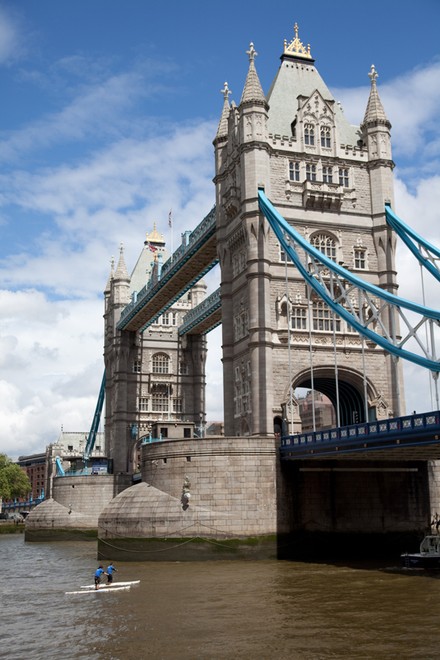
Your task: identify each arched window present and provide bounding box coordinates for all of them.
[311,233,337,261]
[304,124,315,146]
[152,353,170,374]
[320,126,331,148]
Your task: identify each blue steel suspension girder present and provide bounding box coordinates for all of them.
[385,204,440,283]
[84,370,106,460]
[258,189,440,372]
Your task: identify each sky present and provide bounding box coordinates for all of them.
[1,0,440,459]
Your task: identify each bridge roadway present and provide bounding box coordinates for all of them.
[280,410,440,461]
[118,206,218,333]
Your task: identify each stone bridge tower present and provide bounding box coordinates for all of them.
[214,26,404,437]
[104,230,207,473]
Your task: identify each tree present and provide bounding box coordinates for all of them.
[0,454,32,501]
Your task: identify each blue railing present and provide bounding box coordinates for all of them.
[2,493,45,512]
[62,466,109,476]
[280,410,440,457]
[142,436,163,444]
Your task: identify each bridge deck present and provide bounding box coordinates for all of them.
[280,411,440,461]
[118,207,218,333]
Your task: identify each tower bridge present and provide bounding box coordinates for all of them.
[28,25,440,560]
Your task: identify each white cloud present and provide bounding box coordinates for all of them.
[0,7,23,64]
[333,60,440,167]
[0,289,105,457]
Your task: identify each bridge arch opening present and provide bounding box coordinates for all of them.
[291,367,377,429]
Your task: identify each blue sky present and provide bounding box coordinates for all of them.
[1,0,440,458]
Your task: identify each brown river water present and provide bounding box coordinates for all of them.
[1,534,440,659]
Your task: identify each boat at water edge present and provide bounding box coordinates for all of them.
[401,535,440,569]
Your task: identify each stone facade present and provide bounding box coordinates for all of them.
[214,28,405,437]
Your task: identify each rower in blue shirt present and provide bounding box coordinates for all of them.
[94,565,107,590]
[106,563,117,585]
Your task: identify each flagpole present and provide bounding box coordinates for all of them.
[169,209,173,260]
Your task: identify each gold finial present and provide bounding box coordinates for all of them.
[221,81,231,101]
[368,64,379,85]
[283,23,312,59]
[145,222,165,246]
[246,42,258,62]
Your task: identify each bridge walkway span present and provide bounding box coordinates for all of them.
[280,410,440,461]
[118,206,217,333]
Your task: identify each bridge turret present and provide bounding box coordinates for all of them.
[112,244,131,310]
[361,64,395,223]
[360,65,403,415]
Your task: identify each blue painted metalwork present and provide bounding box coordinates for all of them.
[2,493,45,512]
[280,410,440,459]
[179,288,221,335]
[386,205,440,283]
[55,456,65,476]
[84,371,106,460]
[117,206,218,331]
[258,190,440,372]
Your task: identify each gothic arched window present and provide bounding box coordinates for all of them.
[152,353,170,374]
[304,124,315,146]
[320,125,331,148]
[311,233,337,261]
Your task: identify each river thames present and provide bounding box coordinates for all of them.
[2,533,440,659]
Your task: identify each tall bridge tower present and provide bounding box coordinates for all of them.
[214,26,404,437]
[104,230,207,473]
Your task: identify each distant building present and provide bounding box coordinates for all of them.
[17,452,46,500]
[45,430,106,497]
[206,421,224,436]
[298,391,336,431]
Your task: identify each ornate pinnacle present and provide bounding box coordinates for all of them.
[220,81,231,102]
[368,64,379,86]
[246,42,258,62]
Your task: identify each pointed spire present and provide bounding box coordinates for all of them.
[240,42,266,105]
[216,81,231,138]
[114,243,129,281]
[104,255,115,293]
[362,65,390,126]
